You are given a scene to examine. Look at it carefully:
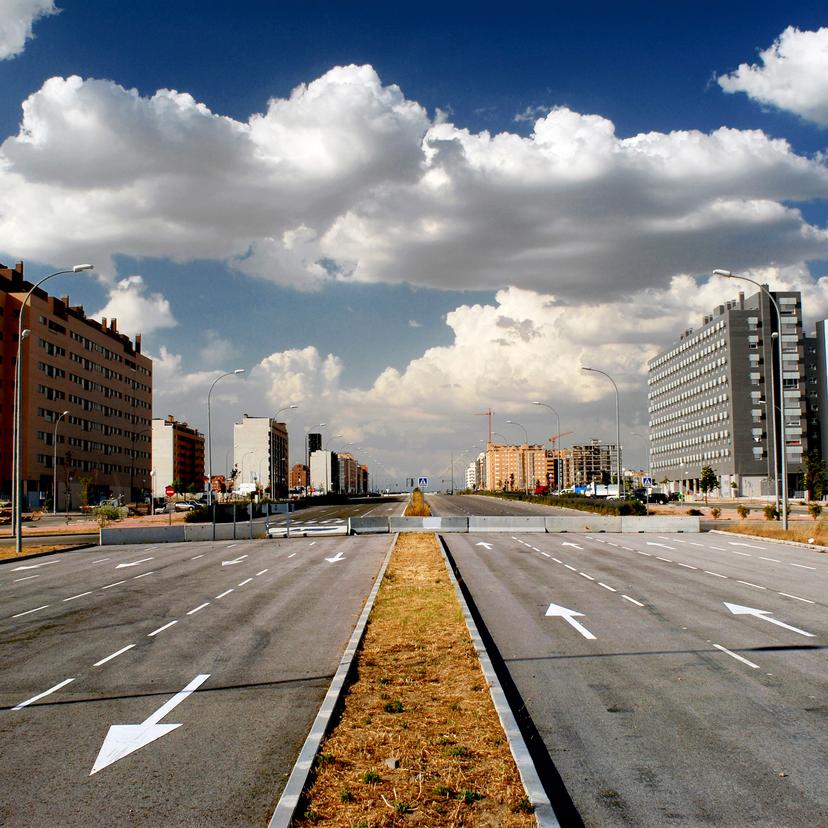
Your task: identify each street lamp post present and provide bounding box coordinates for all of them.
[533,400,562,491]
[581,367,622,496]
[52,410,69,516]
[206,369,245,507]
[506,419,530,493]
[714,269,789,529]
[13,264,93,554]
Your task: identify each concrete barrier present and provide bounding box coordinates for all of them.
[467,516,547,533]
[621,516,700,533]
[348,517,390,534]
[389,517,437,533]
[545,516,622,533]
[268,525,348,538]
[184,523,251,542]
[425,517,468,533]
[100,525,185,545]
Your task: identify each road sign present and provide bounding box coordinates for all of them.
[418,477,428,488]
[164,485,175,497]
[642,476,653,487]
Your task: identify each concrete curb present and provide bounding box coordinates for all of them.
[436,536,560,827]
[0,542,95,565]
[709,528,828,552]
[267,534,397,828]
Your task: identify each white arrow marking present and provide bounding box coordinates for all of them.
[724,602,815,637]
[475,542,494,550]
[90,674,209,775]
[561,542,583,550]
[116,557,154,569]
[728,541,765,549]
[325,551,346,563]
[646,542,675,550]
[221,555,248,566]
[545,602,596,640]
[11,560,58,571]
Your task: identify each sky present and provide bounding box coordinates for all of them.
[2,0,828,488]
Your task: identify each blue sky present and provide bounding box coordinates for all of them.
[2,1,827,485]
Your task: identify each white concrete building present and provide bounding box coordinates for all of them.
[309,450,338,494]
[465,462,476,490]
[233,415,289,498]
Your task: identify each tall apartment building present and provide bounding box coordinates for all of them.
[465,462,476,490]
[358,463,369,494]
[0,261,152,507]
[485,442,551,491]
[151,415,205,492]
[309,450,339,494]
[648,288,807,496]
[306,432,322,466]
[337,452,358,494]
[233,415,289,498]
[552,440,619,489]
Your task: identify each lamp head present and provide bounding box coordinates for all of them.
[233,368,246,375]
[712,269,732,278]
[62,410,69,416]
[72,264,94,272]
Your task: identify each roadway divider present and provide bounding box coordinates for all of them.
[468,516,547,532]
[100,525,186,545]
[268,524,348,538]
[620,516,700,532]
[348,517,391,534]
[544,516,621,532]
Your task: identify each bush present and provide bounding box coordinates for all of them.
[687,508,703,516]
[477,491,646,516]
[808,502,822,521]
[710,507,721,519]
[763,504,780,521]
[93,503,123,527]
[184,505,210,523]
[736,505,750,519]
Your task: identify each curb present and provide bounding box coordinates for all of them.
[709,528,828,552]
[0,542,95,565]
[267,534,397,828]
[437,536,561,827]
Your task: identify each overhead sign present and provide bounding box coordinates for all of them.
[164,485,175,497]
[418,477,428,488]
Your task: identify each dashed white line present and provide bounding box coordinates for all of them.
[13,678,75,710]
[13,575,39,582]
[191,554,204,560]
[778,592,815,604]
[238,578,253,586]
[541,552,551,558]
[288,552,297,558]
[215,589,234,599]
[656,556,673,563]
[187,602,210,615]
[92,558,110,564]
[133,571,154,579]
[101,580,126,590]
[621,546,634,552]
[148,620,178,637]
[598,582,616,592]
[552,557,562,563]
[709,546,726,551]
[622,595,644,607]
[759,557,781,563]
[635,550,651,556]
[12,604,49,618]
[731,551,752,557]
[737,580,766,590]
[713,643,759,669]
[689,542,705,547]
[579,572,595,581]
[94,644,135,666]
[564,564,577,572]
[63,591,92,602]
[226,543,238,549]
[678,563,698,570]
[256,569,268,576]
[791,563,816,570]
[607,542,619,548]
[704,570,728,579]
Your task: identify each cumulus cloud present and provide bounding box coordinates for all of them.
[513,104,552,123]
[718,26,828,126]
[93,275,176,336]
[0,0,57,59]
[1,65,826,299]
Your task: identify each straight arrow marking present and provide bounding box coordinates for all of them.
[646,542,675,550]
[545,602,596,640]
[116,557,154,569]
[90,674,209,775]
[221,555,248,566]
[325,551,345,563]
[11,560,58,571]
[724,602,815,637]
[561,542,583,550]
[475,542,493,550]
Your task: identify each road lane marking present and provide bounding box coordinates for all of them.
[759,557,781,562]
[256,569,268,576]
[656,556,673,563]
[186,602,210,615]
[226,543,238,548]
[64,591,93,602]
[709,546,726,551]
[725,602,815,637]
[116,557,154,569]
[731,551,752,557]
[215,589,234,599]
[288,552,296,558]
[12,604,49,618]
[689,542,705,547]
[621,546,634,551]
[728,541,765,549]
[148,620,178,637]
[552,557,562,563]
[579,572,595,581]
[737,580,766,590]
[713,643,759,669]
[92,558,110,564]
[13,575,38,582]
[13,678,75,710]
[94,644,135,666]
[564,564,577,571]
[622,595,644,607]
[791,563,816,570]
[101,580,126,590]
[778,591,815,604]
[635,550,651,556]
[133,571,154,579]
[238,578,253,586]
[541,552,551,558]
[678,563,698,569]
[598,582,616,592]
[607,542,619,547]
[191,554,204,560]
[704,570,728,578]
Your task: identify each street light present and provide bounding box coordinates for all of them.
[581,367,622,496]
[13,264,93,554]
[52,410,69,516]
[714,269,788,528]
[533,400,562,490]
[206,369,245,506]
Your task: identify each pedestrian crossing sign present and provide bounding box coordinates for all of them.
[418,477,428,488]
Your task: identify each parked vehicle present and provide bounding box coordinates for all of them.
[174,500,201,512]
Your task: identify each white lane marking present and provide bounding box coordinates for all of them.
[116,557,154,569]
[531,547,541,553]
[545,602,596,640]
[689,542,705,547]
[226,543,238,548]
[678,563,698,570]
[12,604,49,618]
[713,643,759,669]
[94,644,135,666]
[256,569,268,576]
[148,620,178,637]
[92,558,110,564]
[564,564,577,571]
[476,542,494,550]
[133,571,154,580]
[737,580,766,590]
[64,591,92,602]
[671,538,688,544]
[709,546,726,551]
[759,557,781,562]
[13,575,39,582]
[791,563,816,570]
[13,678,75,710]
[238,578,253,586]
[11,560,58,571]
[731,551,752,557]
[541,552,551,558]
[288,552,297,558]
[704,570,728,578]
[552,557,562,563]
[728,541,765,549]
[309,542,317,547]
[191,555,204,560]
[607,542,619,548]
[222,555,248,566]
[598,582,616,592]
[724,602,815,637]
[778,592,815,604]
[635,550,652,556]
[101,580,126,590]
[656,556,673,563]
[186,602,210,615]
[215,589,234,599]
[579,572,595,581]
[622,595,645,607]
[621,547,634,551]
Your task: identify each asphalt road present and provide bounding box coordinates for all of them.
[0,533,393,826]
[430,493,585,516]
[444,531,828,826]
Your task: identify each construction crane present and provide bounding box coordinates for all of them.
[475,408,494,443]
[548,430,573,450]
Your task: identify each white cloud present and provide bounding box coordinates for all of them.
[718,26,828,127]
[1,65,826,300]
[93,275,176,336]
[513,104,552,123]
[408,319,422,328]
[0,0,57,60]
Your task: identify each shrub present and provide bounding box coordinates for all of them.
[808,502,822,521]
[763,504,780,521]
[710,507,721,519]
[736,505,750,519]
[405,487,431,516]
[184,505,209,523]
[93,503,123,527]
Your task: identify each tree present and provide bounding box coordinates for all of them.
[802,451,827,501]
[699,465,719,505]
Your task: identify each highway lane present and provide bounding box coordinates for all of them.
[444,532,828,826]
[0,534,392,826]
[430,492,585,516]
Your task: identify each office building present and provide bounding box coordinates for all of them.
[233,415,289,498]
[0,261,152,507]
[648,288,807,496]
[151,415,205,492]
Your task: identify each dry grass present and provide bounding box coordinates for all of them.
[404,489,432,517]
[293,533,535,826]
[0,544,78,561]
[723,520,828,549]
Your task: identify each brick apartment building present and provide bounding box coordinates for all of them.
[485,442,552,492]
[1,261,152,508]
[151,415,205,493]
[290,463,309,491]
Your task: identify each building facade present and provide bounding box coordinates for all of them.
[648,288,807,497]
[552,440,619,489]
[1,261,152,508]
[485,442,551,492]
[337,452,359,494]
[233,415,290,498]
[309,450,339,494]
[290,463,309,492]
[151,415,205,493]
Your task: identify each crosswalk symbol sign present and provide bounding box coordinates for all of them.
[418,477,428,488]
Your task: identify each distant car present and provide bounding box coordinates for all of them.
[174,500,200,512]
[648,493,669,505]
